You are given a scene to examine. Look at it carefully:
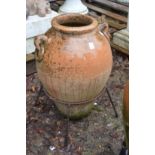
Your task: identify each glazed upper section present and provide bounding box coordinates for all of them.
[52,13,98,34]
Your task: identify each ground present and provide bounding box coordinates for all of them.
[26,49,129,155]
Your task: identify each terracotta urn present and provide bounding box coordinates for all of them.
[123,81,129,146]
[34,14,113,119]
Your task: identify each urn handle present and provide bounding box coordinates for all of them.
[98,22,111,41]
[34,35,48,62]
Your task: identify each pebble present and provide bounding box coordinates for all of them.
[49,145,56,151]
[94,102,98,106]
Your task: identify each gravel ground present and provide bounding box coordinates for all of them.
[26,49,129,155]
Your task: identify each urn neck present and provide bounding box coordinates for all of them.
[52,14,98,35]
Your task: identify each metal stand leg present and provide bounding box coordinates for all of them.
[106,88,118,118]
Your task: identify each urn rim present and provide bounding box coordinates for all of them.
[52,13,98,34]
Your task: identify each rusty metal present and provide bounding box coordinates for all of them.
[64,104,70,148]
[35,83,43,105]
[106,87,118,118]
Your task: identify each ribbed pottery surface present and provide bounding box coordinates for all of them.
[36,29,112,104]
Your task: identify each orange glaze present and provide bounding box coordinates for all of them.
[35,14,113,114]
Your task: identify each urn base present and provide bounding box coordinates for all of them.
[44,87,95,119]
[55,101,94,119]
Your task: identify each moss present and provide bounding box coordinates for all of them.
[83,151,92,155]
[92,106,103,112]
[55,102,94,120]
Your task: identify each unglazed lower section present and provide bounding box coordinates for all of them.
[55,100,94,119]
[38,69,111,102]
[44,87,105,119]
